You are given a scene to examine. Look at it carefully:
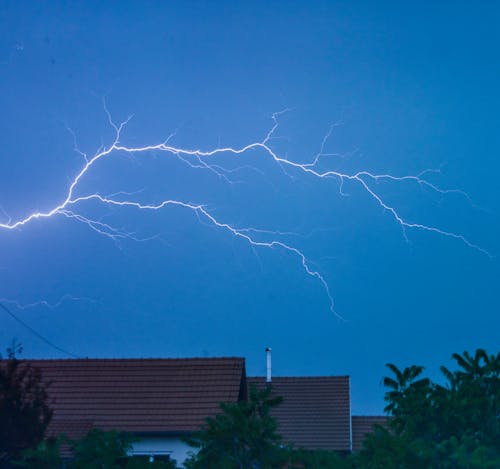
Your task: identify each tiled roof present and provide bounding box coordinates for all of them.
[17,357,246,436]
[47,419,94,440]
[45,420,94,458]
[351,416,388,452]
[248,376,351,451]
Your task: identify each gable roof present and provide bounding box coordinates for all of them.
[248,376,351,452]
[351,416,388,452]
[18,357,246,437]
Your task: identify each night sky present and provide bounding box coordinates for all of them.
[0,1,498,414]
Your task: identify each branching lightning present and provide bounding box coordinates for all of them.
[0,107,489,319]
[0,294,97,311]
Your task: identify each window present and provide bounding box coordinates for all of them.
[129,453,173,463]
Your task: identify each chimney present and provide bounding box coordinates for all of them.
[265,347,272,383]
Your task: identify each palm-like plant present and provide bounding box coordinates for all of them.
[383,364,429,416]
[368,349,500,468]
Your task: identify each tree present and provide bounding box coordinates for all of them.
[68,428,133,469]
[0,343,52,466]
[282,447,355,469]
[13,429,178,469]
[357,349,500,469]
[185,385,284,469]
[68,428,177,468]
[12,437,63,469]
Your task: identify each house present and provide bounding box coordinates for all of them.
[248,376,351,452]
[32,357,247,466]
[351,416,389,452]
[7,356,385,466]
[248,349,386,453]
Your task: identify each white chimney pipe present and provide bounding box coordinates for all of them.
[265,347,272,383]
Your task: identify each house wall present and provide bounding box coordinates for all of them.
[130,436,195,467]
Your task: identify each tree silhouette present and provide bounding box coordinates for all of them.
[185,385,283,469]
[358,349,500,469]
[0,343,52,466]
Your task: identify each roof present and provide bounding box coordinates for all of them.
[248,376,351,451]
[45,420,94,458]
[15,357,246,437]
[47,420,94,441]
[351,416,388,452]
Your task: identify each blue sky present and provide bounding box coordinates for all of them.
[0,1,498,414]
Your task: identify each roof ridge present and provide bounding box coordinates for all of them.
[248,375,349,379]
[8,356,246,363]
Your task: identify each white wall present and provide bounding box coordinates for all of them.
[130,436,196,467]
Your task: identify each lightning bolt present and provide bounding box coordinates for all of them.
[0,294,97,311]
[0,107,489,320]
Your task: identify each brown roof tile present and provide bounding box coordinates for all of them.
[351,416,389,452]
[45,419,95,458]
[248,376,351,451]
[13,357,246,436]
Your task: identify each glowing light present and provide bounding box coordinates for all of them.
[0,295,96,311]
[0,107,488,318]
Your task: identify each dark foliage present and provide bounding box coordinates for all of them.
[281,447,355,468]
[14,429,178,468]
[12,437,63,469]
[358,349,500,469]
[68,428,134,469]
[184,385,355,468]
[185,384,284,468]
[3,346,498,468]
[0,343,52,466]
